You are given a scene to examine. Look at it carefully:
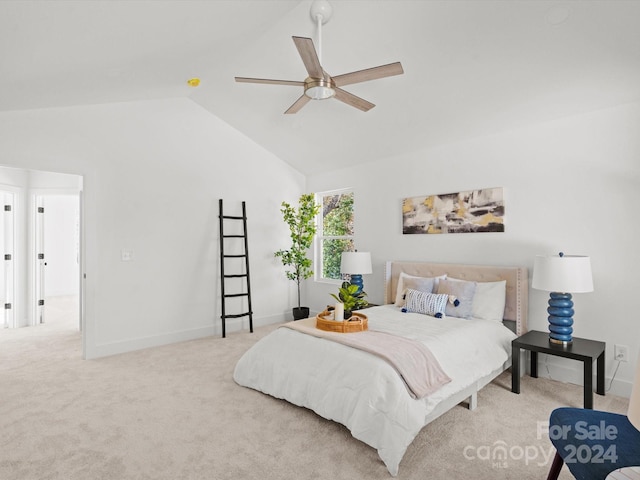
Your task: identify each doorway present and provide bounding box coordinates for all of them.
[35,194,80,330]
[0,166,83,344]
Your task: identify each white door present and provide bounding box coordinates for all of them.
[34,196,45,324]
[1,192,15,328]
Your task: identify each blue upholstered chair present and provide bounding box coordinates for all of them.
[546,408,640,479]
[546,358,640,480]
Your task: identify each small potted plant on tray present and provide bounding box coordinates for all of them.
[330,281,368,320]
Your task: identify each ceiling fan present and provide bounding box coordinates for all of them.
[235,0,404,114]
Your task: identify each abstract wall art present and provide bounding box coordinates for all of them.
[402,187,505,234]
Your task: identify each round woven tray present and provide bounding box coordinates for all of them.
[316,310,368,333]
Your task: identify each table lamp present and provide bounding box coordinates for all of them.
[340,251,372,294]
[532,252,593,345]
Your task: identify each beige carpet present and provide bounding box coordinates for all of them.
[0,310,629,480]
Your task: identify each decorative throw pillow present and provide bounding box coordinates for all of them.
[396,277,435,307]
[394,272,446,307]
[402,289,449,318]
[437,279,477,319]
[448,277,507,322]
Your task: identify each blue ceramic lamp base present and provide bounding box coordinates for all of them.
[350,274,364,294]
[547,292,574,345]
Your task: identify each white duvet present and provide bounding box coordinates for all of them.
[233,305,516,476]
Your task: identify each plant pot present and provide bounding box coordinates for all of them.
[344,310,353,320]
[292,307,310,320]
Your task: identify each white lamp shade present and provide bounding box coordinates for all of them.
[629,354,640,431]
[532,254,594,293]
[340,252,372,274]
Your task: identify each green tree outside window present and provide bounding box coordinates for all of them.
[319,191,354,280]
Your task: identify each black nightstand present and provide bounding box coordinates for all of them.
[511,330,605,409]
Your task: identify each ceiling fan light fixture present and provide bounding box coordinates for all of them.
[304,77,335,100]
[305,85,335,100]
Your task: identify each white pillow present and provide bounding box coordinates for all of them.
[448,277,507,322]
[394,272,446,307]
[473,280,507,322]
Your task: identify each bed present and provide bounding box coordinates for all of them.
[233,261,528,476]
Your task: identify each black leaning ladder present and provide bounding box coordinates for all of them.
[218,199,253,338]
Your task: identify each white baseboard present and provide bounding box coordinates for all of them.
[533,352,633,399]
[86,312,287,359]
[216,312,286,336]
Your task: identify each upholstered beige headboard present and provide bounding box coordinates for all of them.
[384,261,528,335]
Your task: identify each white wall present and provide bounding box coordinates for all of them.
[307,101,640,397]
[0,98,305,358]
[1,93,636,395]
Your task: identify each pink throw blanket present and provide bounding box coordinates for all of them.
[282,318,451,399]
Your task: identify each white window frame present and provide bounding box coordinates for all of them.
[314,188,354,285]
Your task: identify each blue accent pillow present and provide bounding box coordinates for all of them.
[402,289,449,318]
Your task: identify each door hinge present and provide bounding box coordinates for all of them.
[4,254,10,260]
[38,300,44,306]
[4,205,11,212]
[4,303,11,309]
[37,207,44,213]
[38,253,44,260]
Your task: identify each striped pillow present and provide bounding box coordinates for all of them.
[402,289,449,318]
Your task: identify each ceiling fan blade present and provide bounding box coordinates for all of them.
[235,77,304,87]
[284,94,311,114]
[333,88,375,112]
[292,36,324,79]
[332,62,404,87]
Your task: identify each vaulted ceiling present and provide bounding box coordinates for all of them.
[2,0,640,175]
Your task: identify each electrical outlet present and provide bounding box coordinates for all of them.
[614,344,629,362]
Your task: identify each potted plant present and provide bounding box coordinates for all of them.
[275,193,321,320]
[330,281,369,320]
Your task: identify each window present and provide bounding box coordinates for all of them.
[316,189,354,282]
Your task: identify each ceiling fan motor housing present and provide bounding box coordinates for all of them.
[304,75,336,100]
